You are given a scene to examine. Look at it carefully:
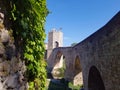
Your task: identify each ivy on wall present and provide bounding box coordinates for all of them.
[4,0,48,89]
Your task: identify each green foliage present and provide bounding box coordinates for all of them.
[45,80,68,90]
[54,68,65,78]
[5,0,48,89]
[53,59,66,78]
[71,42,78,46]
[45,79,83,90]
[69,82,83,90]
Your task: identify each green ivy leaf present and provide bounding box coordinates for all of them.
[8,0,49,89]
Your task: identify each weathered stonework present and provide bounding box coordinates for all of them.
[46,29,63,60]
[47,11,120,90]
[0,2,27,90]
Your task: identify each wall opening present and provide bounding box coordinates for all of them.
[88,66,105,90]
[75,56,81,72]
[73,56,83,86]
[52,51,66,79]
[55,41,59,48]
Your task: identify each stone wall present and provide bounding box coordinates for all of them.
[47,11,120,90]
[0,1,27,90]
[75,11,120,90]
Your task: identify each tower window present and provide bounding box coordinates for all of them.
[55,41,59,48]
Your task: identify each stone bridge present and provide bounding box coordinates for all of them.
[47,11,120,90]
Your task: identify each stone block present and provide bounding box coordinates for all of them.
[1,29,10,44]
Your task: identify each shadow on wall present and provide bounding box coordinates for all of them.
[47,71,53,79]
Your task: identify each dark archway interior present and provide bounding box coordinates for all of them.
[88,66,105,90]
[55,41,59,48]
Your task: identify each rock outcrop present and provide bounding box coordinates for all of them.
[0,3,27,90]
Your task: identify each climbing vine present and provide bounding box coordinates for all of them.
[4,0,48,89]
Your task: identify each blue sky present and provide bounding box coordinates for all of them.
[45,0,120,46]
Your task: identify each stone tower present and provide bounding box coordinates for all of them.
[47,28,63,59]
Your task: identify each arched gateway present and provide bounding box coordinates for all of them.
[73,56,83,86]
[88,66,105,90]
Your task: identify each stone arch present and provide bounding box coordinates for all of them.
[88,66,105,90]
[55,41,59,48]
[74,56,82,73]
[52,51,66,78]
[73,56,83,86]
[54,51,63,68]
